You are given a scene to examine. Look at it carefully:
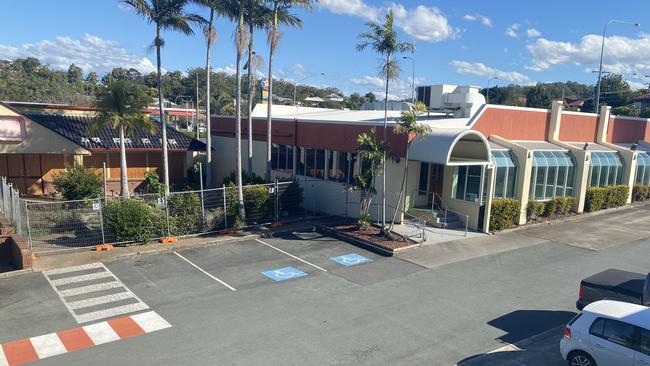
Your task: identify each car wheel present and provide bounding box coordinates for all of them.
[568,351,596,366]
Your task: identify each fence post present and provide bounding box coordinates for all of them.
[24,201,33,252]
[222,184,227,229]
[199,163,206,230]
[274,179,279,224]
[97,198,106,245]
[164,194,171,238]
[15,192,22,236]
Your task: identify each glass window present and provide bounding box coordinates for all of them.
[296,147,305,176]
[589,318,606,336]
[636,152,650,185]
[530,151,575,200]
[588,151,624,187]
[639,328,650,356]
[332,152,349,183]
[452,166,482,203]
[286,146,294,174]
[454,166,467,200]
[602,319,636,348]
[491,150,517,198]
[271,144,279,170]
[315,149,325,179]
[419,162,429,195]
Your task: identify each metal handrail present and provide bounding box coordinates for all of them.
[387,204,426,244]
[410,189,469,237]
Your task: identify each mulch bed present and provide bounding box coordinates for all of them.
[327,221,415,250]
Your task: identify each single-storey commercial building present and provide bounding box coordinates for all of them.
[0,101,205,196]
[211,85,650,232]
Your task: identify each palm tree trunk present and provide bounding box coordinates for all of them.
[119,125,129,198]
[156,26,170,195]
[235,7,246,220]
[381,52,390,232]
[205,8,214,188]
[389,146,409,231]
[265,5,278,183]
[247,21,254,174]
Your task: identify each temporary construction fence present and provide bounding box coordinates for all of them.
[24,181,306,253]
[0,177,26,237]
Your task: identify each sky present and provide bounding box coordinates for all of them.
[2,0,650,99]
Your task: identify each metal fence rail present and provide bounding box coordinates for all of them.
[0,177,24,238]
[23,181,308,253]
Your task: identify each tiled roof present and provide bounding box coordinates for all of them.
[24,112,206,151]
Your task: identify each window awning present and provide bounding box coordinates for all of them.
[408,128,491,166]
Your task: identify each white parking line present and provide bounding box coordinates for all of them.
[173,252,237,291]
[255,239,328,272]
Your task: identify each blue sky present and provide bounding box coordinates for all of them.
[2,0,650,99]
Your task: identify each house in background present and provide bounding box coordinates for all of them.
[0,101,205,197]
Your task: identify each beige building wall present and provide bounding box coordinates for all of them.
[489,136,532,225]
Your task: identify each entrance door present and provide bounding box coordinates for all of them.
[428,164,444,207]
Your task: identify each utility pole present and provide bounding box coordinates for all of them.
[196,74,200,140]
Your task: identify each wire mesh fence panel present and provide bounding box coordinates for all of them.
[101,194,168,245]
[277,181,306,221]
[202,187,227,231]
[26,200,105,252]
[167,190,207,237]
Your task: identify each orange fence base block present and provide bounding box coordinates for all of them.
[160,237,177,245]
[95,244,113,251]
[270,223,282,229]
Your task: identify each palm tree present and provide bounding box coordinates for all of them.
[265,0,312,182]
[91,80,155,197]
[122,0,206,195]
[357,9,415,233]
[388,102,431,232]
[234,0,248,220]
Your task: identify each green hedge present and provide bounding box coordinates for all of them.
[585,185,629,212]
[527,200,546,220]
[490,198,521,231]
[103,199,163,243]
[633,184,650,202]
[544,196,576,216]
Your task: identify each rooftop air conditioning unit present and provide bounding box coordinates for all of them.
[416,84,486,118]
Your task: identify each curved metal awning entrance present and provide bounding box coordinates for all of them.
[408,128,491,166]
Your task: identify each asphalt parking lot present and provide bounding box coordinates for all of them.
[1,205,650,365]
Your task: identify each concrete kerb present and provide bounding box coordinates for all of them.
[494,201,650,235]
[316,225,395,257]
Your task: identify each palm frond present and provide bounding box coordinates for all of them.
[122,0,155,23]
[379,59,400,81]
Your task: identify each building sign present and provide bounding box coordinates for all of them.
[260,78,270,104]
[0,116,25,143]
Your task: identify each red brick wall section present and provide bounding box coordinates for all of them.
[607,117,650,143]
[471,107,551,140]
[9,235,32,270]
[559,114,598,142]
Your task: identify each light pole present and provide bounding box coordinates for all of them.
[293,72,325,106]
[486,76,498,104]
[595,19,640,114]
[403,56,415,104]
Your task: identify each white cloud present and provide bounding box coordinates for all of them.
[526,28,542,38]
[450,60,533,85]
[505,23,520,39]
[527,34,650,74]
[291,63,307,78]
[317,0,457,43]
[215,64,236,75]
[628,80,647,91]
[0,34,156,75]
[351,74,424,100]
[463,13,492,28]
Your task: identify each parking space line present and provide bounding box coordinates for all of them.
[173,252,237,291]
[254,239,328,272]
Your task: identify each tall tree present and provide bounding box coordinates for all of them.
[233,0,248,220]
[525,84,552,109]
[388,102,431,232]
[122,0,206,195]
[357,9,415,233]
[265,0,312,182]
[91,80,155,197]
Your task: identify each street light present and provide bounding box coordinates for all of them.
[293,72,325,106]
[595,19,640,114]
[486,76,498,104]
[403,56,415,105]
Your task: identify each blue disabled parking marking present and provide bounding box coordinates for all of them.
[330,253,372,267]
[261,267,308,282]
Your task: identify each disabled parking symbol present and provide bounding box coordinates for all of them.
[330,253,372,267]
[261,267,307,282]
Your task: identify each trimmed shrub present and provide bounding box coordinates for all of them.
[225,183,273,224]
[633,184,650,202]
[167,192,202,236]
[103,199,158,243]
[490,198,521,231]
[527,200,546,220]
[52,163,103,201]
[544,196,575,216]
[585,185,629,212]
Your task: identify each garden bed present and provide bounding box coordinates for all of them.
[318,220,417,256]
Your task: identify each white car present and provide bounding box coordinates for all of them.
[560,300,650,366]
